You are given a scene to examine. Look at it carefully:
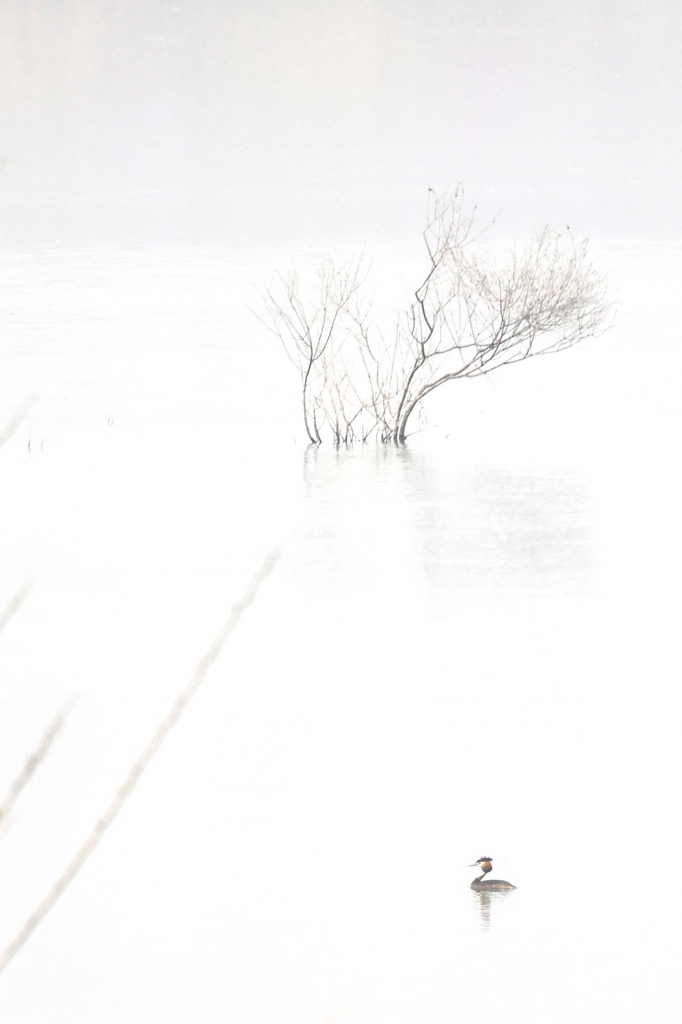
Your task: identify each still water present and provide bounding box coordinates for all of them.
[0,240,680,1021]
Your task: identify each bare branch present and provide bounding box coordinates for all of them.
[0,395,38,451]
[0,549,280,976]
[0,581,32,639]
[0,699,76,825]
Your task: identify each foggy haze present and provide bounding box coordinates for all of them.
[1,0,680,246]
[3,4,682,1021]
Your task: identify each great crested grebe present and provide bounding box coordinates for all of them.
[469,856,516,890]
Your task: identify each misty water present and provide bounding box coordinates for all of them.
[0,238,681,1023]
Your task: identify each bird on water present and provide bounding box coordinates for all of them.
[469,856,516,890]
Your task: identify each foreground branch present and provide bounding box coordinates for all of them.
[0,582,32,639]
[0,701,75,826]
[0,549,280,976]
[0,395,38,450]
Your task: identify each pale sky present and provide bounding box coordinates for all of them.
[1,0,680,244]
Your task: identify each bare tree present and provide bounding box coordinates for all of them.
[259,256,370,444]
[261,190,611,444]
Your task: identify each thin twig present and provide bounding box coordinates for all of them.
[0,699,76,824]
[0,548,280,976]
[0,581,33,639]
[0,396,38,450]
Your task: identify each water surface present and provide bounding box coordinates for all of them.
[0,240,680,1022]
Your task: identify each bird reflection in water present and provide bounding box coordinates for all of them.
[469,856,516,931]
